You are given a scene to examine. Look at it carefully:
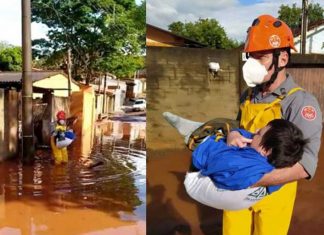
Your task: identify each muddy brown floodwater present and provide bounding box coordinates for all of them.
[0,118,146,235]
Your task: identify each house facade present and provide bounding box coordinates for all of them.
[0,71,80,159]
[125,69,146,100]
[91,74,127,119]
[294,19,324,54]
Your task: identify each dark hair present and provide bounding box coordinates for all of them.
[260,119,307,168]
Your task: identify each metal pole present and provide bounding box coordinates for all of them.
[301,0,308,54]
[21,0,34,163]
[67,48,72,96]
[102,74,107,114]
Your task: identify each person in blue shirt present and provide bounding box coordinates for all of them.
[163,112,307,210]
[192,119,305,191]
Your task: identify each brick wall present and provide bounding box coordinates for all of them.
[147,47,242,150]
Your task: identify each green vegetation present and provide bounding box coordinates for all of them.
[278,2,324,30]
[0,42,22,71]
[31,0,145,83]
[168,18,240,49]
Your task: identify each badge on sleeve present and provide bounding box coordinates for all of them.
[301,106,317,121]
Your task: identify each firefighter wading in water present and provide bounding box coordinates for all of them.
[50,110,68,164]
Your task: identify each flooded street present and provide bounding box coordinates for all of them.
[0,117,146,235]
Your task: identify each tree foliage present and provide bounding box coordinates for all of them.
[0,44,22,71]
[97,54,144,78]
[278,2,324,30]
[168,18,240,49]
[31,0,145,83]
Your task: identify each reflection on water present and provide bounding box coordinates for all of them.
[0,119,146,235]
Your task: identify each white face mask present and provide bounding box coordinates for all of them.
[242,57,268,87]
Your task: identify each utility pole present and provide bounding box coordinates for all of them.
[102,74,107,114]
[301,0,308,54]
[67,48,72,96]
[21,0,34,163]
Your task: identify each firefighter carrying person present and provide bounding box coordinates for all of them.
[163,113,307,211]
[222,15,322,235]
[164,14,322,235]
[50,110,75,164]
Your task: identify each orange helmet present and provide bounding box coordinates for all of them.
[244,15,297,53]
[56,110,66,120]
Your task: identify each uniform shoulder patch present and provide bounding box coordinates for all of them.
[301,106,317,121]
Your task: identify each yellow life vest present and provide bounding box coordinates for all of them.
[55,124,67,132]
[240,87,303,132]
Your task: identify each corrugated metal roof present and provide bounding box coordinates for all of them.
[0,71,65,83]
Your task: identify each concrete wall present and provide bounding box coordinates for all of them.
[40,93,70,145]
[147,47,242,150]
[70,86,96,157]
[0,90,4,158]
[134,78,146,98]
[5,90,18,157]
[108,95,115,113]
[114,88,126,111]
[0,89,18,160]
[95,94,103,118]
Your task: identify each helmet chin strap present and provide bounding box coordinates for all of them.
[259,50,284,90]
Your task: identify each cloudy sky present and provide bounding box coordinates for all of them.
[1,0,322,46]
[0,0,143,46]
[0,0,49,46]
[147,0,324,42]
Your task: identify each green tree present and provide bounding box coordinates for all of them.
[308,3,324,24]
[278,2,324,30]
[168,18,240,49]
[130,0,146,51]
[97,54,144,78]
[0,46,22,71]
[31,0,145,84]
[168,21,185,35]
